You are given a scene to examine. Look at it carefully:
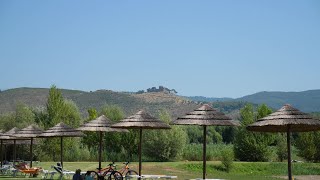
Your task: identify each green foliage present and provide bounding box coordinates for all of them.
[221,148,234,172]
[295,132,320,162]
[81,108,99,150]
[276,135,288,162]
[143,110,187,161]
[37,85,83,162]
[295,113,320,162]
[101,105,126,156]
[0,103,35,130]
[46,85,65,127]
[234,104,274,162]
[87,108,98,120]
[101,105,125,122]
[182,143,233,161]
[186,126,222,144]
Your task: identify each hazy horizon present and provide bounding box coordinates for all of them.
[2,86,320,99]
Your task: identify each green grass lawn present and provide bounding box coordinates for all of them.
[0,161,320,180]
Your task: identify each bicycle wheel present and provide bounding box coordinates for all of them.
[107,171,123,180]
[125,170,138,176]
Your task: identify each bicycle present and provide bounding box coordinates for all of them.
[117,162,138,177]
[86,162,123,180]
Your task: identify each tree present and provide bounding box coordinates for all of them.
[295,113,320,162]
[276,134,288,162]
[81,108,99,150]
[45,85,65,128]
[143,110,187,161]
[234,104,273,161]
[39,85,83,161]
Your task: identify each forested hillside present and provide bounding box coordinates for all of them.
[187,90,320,112]
[238,90,320,112]
[0,87,200,118]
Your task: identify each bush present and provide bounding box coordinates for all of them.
[234,104,274,162]
[221,148,234,172]
[276,135,288,162]
[143,110,187,161]
[182,143,233,161]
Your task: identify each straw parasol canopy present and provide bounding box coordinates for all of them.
[39,122,84,168]
[247,104,320,180]
[3,139,39,145]
[0,130,15,167]
[0,130,4,167]
[172,104,240,179]
[111,110,171,177]
[3,127,25,165]
[77,115,128,170]
[11,125,43,167]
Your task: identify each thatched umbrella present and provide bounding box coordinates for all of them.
[77,115,128,170]
[0,131,30,166]
[247,104,320,180]
[39,122,84,168]
[172,104,240,179]
[3,127,22,165]
[111,110,171,177]
[0,130,5,167]
[11,125,43,167]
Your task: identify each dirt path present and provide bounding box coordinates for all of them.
[276,175,320,180]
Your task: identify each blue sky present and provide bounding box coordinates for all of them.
[1,0,320,98]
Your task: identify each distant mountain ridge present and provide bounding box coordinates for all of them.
[1,88,320,117]
[186,96,233,102]
[237,90,320,112]
[187,90,320,112]
[0,87,199,118]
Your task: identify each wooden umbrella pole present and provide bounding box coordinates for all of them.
[61,137,63,169]
[30,138,33,167]
[13,139,16,165]
[287,126,292,180]
[139,128,142,178]
[0,140,2,168]
[99,131,102,170]
[203,125,207,180]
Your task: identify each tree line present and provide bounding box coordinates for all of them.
[0,86,319,163]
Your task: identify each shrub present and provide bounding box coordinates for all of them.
[221,148,234,172]
[182,143,233,161]
[276,135,288,162]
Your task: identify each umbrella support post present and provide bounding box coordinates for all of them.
[0,140,2,168]
[13,139,16,165]
[61,137,63,169]
[99,131,102,170]
[139,128,142,179]
[203,125,207,180]
[287,127,292,180]
[30,138,33,168]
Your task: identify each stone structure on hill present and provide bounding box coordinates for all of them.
[136,86,177,94]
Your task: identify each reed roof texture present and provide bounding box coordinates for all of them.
[172,104,240,126]
[2,127,27,140]
[0,130,9,140]
[111,110,171,129]
[3,139,39,145]
[247,104,320,132]
[77,115,128,132]
[12,125,43,138]
[39,122,84,137]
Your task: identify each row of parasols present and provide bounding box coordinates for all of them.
[1,104,320,180]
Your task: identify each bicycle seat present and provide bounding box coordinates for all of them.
[108,163,117,167]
